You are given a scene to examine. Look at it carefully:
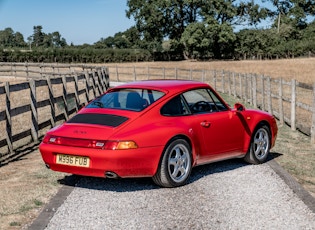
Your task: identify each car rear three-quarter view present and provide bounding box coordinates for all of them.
[39,80,278,188]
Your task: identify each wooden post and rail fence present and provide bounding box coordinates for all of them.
[0,62,314,164]
[106,65,315,144]
[0,63,109,164]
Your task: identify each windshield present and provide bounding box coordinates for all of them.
[87,88,165,112]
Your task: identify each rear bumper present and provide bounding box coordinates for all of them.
[39,143,164,178]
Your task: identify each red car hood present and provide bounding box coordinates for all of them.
[47,108,142,140]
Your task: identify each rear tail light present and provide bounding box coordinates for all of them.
[42,135,137,150]
[104,141,138,150]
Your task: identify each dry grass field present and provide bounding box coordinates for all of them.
[0,58,315,229]
[109,58,315,84]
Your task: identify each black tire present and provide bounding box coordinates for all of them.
[153,139,192,188]
[244,125,271,164]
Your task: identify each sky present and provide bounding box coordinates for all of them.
[0,0,135,45]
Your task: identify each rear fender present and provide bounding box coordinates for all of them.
[161,134,199,168]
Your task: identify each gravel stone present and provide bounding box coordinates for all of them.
[45,160,315,230]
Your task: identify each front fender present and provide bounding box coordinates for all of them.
[239,109,277,151]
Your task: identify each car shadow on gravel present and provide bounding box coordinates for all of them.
[67,152,281,192]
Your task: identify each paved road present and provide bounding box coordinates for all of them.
[29,159,315,230]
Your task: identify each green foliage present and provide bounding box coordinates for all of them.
[10,222,21,227]
[1,1,315,62]
[0,28,27,48]
[0,48,152,63]
[127,0,269,59]
[180,19,236,59]
[30,26,67,48]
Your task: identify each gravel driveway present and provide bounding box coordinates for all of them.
[30,159,315,230]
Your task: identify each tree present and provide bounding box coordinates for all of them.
[235,28,278,59]
[180,22,211,59]
[0,28,14,47]
[95,26,141,49]
[51,32,67,47]
[0,28,27,48]
[267,0,314,32]
[13,32,27,47]
[126,0,204,48]
[127,0,268,58]
[32,25,45,47]
[122,26,142,48]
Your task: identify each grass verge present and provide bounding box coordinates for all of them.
[0,148,67,230]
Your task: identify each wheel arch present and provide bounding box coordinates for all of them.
[154,134,195,174]
[245,120,272,152]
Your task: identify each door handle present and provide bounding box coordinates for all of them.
[200,121,211,128]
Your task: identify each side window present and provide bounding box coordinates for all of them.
[161,95,189,116]
[208,90,228,111]
[182,88,228,114]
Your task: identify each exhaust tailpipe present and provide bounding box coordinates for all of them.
[105,171,118,179]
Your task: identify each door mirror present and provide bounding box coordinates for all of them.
[234,103,245,112]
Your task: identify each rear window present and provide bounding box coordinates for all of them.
[87,88,165,112]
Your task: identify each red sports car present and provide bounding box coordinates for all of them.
[40,80,277,187]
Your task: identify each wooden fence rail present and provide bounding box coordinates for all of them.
[107,65,315,144]
[0,63,109,164]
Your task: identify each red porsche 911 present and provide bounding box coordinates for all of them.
[40,80,277,187]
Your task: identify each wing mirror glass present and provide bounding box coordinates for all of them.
[234,103,245,112]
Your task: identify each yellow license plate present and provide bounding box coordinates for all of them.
[56,154,90,167]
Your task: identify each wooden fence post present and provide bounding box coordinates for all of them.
[84,72,90,104]
[10,63,13,76]
[115,65,119,81]
[25,62,29,78]
[5,82,13,153]
[92,71,101,97]
[213,70,217,89]
[97,69,106,93]
[311,82,315,144]
[267,77,272,114]
[232,72,236,98]
[102,67,109,89]
[278,78,284,125]
[133,66,136,81]
[228,72,231,96]
[291,79,296,131]
[90,72,97,98]
[46,76,56,127]
[244,74,248,103]
[40,65,43,78]
[239,73,242,99]
[74,75,80,112]
[222,70,225,93]
[261,75,265,111]
[253,74,257,108]
[62,76,69,121]
[249,74,253,105]
[29,79,38,142]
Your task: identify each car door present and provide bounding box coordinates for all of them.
[182,88,245,162]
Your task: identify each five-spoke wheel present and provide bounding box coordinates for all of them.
[153,139,192,187]
[244,125,271,164]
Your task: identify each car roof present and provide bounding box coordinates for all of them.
[113,80,210,93]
